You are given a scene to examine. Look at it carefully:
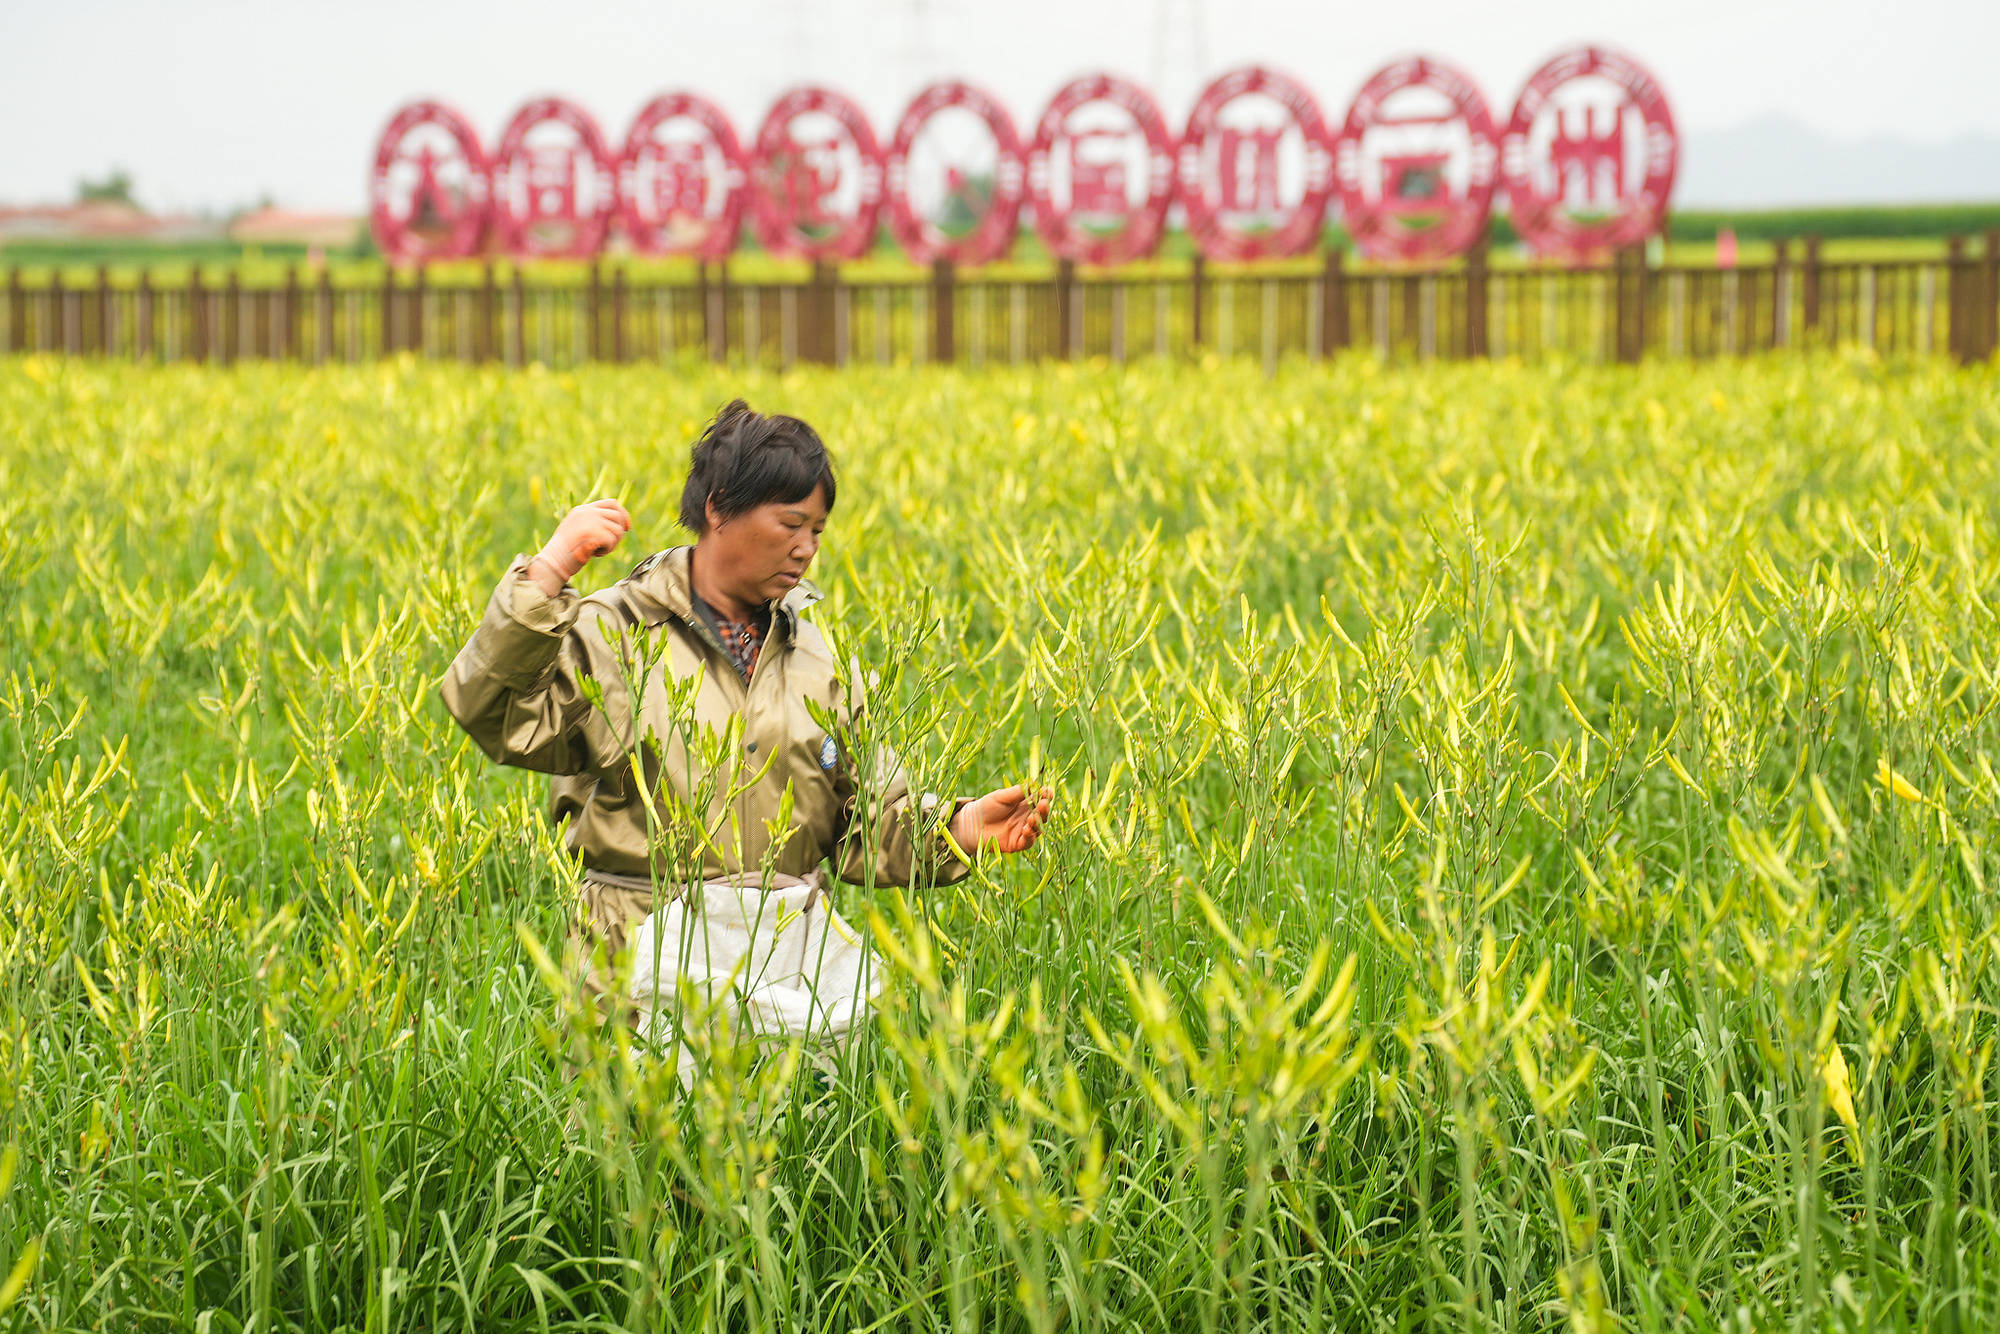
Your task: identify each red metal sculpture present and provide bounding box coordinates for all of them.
[1178,67,1333,261]
[1501,46,1678,259]
[491,97,619,259]
[1334,57,1498,262]
[370,101,491,262]
[619,93,747,260]
[885,81,1026,266]
[750,86,886,261]
[1026,74,1177,266]
[377,52,1677,266]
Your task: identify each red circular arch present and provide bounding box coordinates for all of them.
[1500,46,1678,258]
[618,93,747,260]
[1026,74,1176,266]
[491,96,620,259]
[885,81,1026,266]
[1178,66,1333,261]
[370,100,490,262]
[750,86,886,261]
[1334,57,1498,262]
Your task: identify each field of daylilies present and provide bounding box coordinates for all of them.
[2,346,1999,1331]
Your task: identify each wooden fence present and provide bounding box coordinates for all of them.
[6,233,1998,371]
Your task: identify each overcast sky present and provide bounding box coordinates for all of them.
[3,0,1997,214]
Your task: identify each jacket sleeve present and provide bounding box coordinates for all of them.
[830,734,974,891]
[438,554,637,777]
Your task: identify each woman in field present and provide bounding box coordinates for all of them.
[440,399,1051,1054]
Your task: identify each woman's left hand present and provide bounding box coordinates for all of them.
[948,784,1054,858]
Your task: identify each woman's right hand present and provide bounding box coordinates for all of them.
[533,498,632,588]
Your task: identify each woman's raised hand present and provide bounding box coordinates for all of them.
[948,784,1054,859]
[536,498,632,583]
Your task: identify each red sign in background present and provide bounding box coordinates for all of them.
[1024,75,1177,266]
[490,97,618,259]
[371,50,1676,264]
[370,100,490,263]
[751,86,885,262]
[885,81,1026,266]
[619,93,746,261]
[1334,57,1499,263]
[1501,46,1679,258]
[1177,66,1333,262]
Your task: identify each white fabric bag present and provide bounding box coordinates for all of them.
[624,869,880,1080]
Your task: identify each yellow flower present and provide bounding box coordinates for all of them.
[1819,1042,1863,1165]
[1876,757,1923,803]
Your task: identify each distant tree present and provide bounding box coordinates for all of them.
[76,169,139,207]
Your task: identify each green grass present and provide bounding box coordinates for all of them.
[2,348,2000,1330]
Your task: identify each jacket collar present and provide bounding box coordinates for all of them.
[631,545,823,636]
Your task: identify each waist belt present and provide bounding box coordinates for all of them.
[581,865,824,910]
[579,866,663,893]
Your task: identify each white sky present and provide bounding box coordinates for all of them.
[2,0,1996,213]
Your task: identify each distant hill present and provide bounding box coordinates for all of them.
[1680,114,2000,208]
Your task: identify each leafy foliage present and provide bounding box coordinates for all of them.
[1,348,1998,1330]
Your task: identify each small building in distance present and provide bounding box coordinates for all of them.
[0,201,226,242]
[227,208,361,249]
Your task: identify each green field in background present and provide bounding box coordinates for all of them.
[3,202,1991,287]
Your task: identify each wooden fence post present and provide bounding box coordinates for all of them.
[708,260,730,364]
[1638,243,1654,360]
[476,262,494,363]
[189,264,206,363]
[6,268,21,354]
[1043,258,1068,359]
[50,269,67,354]
[221,269,239,366]
[281,265,299,360]
[1801,234,1823,339]
[95,265,112,356]
[796,263,816,364]
[1611,246,1630,363]
[1946,235,1968,364]
[1623,243,1652,362]
[1770,239,1789,349]
[584,262,601,362]
[508,265,526,366]
[697,261,712,360]
[931,258,955,363]
[316,265,334,364]
[410,263,426,356]
[1189,254,1205,350]
[611,264,627,363]
[808,260,824,366]
[805,260,836,364]
[1981,229,2000,363]
[136,270,153,361]
[1465,239,1489,357]
[1320,247,1347,357]
[379,265,396,356]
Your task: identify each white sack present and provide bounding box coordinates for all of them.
[624,870,880,1081]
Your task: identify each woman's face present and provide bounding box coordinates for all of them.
[704,485,830,607]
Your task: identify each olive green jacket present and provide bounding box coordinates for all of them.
[440,546,972,892]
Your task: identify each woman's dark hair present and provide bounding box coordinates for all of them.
[679,399,837,534]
